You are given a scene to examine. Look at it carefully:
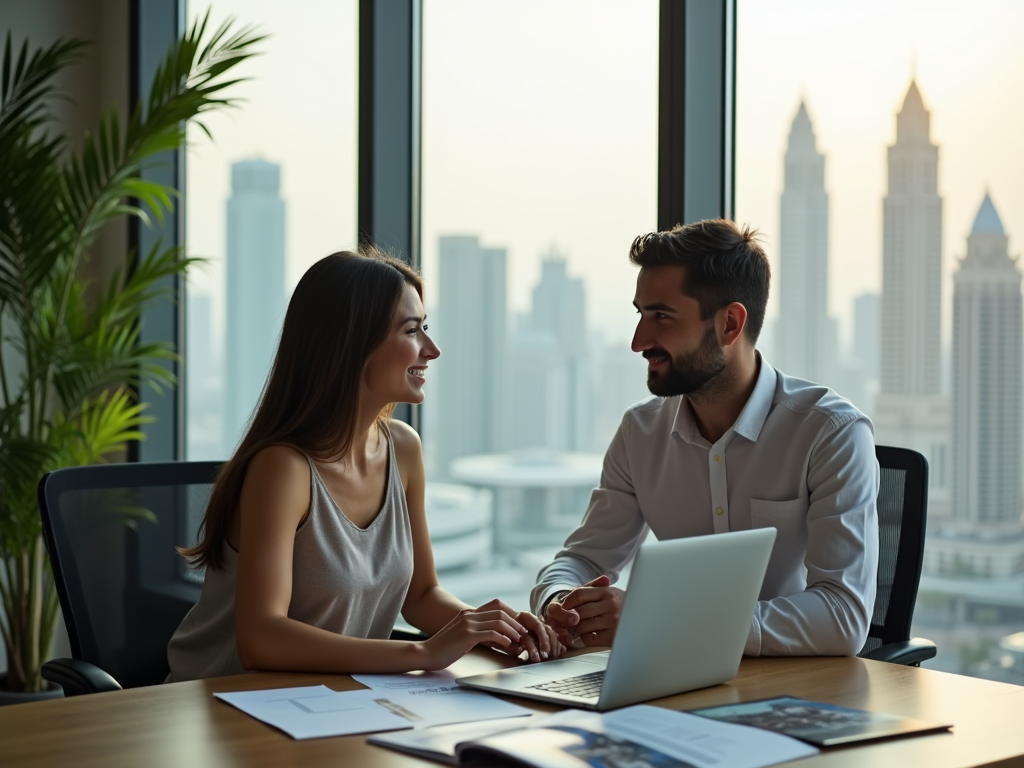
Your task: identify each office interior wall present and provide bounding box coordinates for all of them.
[0,0,131,677]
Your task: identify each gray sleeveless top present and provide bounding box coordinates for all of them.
[166,429,414,682]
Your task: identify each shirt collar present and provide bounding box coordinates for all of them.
[733,354,777,442]
[671,353,778,445]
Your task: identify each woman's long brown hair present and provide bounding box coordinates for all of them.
[180,248,423,570]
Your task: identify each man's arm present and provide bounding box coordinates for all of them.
[748,415,879,657]
[531,416,650,627]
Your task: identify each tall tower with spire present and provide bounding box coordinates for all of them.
[880,81,943,396]
[874,81,951,514]
[952,194,1021,532]
[776,101,834,383]
[927,194,1024,577]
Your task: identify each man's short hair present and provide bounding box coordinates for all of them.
[628,219,770,343]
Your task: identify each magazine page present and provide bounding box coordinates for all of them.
[690,696,952,747]
[457,705,818,768]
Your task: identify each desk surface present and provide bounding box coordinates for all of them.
[3,651,1024,768]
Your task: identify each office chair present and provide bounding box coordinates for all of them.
[38,461,222,696]
[858,445,937,666]
[38,460,428,696]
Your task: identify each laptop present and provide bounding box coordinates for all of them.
[456,527,776,711]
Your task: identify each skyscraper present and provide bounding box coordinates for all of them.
[880,81,942,396]
[433,235,506,479]
[502,329,567,450]
[186,292,224,459]
[853,293,880,383]
[530,252,586,354]
[953,193,1021,528]
[929,194,1024,578]
[874,81,951,513]
[528,252,589,450]
[224,159,286,451]
[776,101,835,383]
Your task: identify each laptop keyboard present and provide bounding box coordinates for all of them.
[526,670,605,699]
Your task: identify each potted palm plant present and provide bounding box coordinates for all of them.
[0,15,261,696]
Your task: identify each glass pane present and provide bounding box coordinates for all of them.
[185,0,358,461]
[737,0,1024,680]
[421,1,659,610]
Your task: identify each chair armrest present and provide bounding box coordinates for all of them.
[42,658,123,696]
[861,637,937,666]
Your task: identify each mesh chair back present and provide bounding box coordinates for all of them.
[859,446,928,656]
[39,462,220,688]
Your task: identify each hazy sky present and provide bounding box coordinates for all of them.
[185,0,1024,349]
[185,0,359,344]
[737,0,1024,344]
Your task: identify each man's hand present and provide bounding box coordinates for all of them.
[544,575,625,647]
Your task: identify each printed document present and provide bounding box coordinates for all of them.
[215,681,531,740]
[214,685,408,740]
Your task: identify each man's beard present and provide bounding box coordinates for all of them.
[645,322,727,398]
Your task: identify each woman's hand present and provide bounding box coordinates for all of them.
[514,610,566,662]
[416,599,528,670]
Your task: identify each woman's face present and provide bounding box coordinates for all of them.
[362,283,441,406]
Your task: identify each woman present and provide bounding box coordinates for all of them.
[167,249,562,682]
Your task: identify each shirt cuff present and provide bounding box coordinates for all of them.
[535,585,577,616]
[744,614,762,656]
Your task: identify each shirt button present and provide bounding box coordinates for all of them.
[716,507,724,516]
[713,455,721,462]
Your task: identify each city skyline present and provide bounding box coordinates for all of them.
[181,0,1024,352]
[187,77,1021,451]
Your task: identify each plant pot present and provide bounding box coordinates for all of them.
[0,674,64,706]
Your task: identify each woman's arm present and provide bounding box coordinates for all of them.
[391,421,564,661]
[233,444,526,673]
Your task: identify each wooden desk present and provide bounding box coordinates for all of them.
[3,650,1024,767]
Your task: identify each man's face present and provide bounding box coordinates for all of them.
[631,265,726,398]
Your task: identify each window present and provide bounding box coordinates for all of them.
[419,0,658,608]
[185,0,359,461]
[737,0,1024,682]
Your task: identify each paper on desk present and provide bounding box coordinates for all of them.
[215,681,532,740]
[214,685,410,740]
[351,670,458,690]
[352,671,533,728]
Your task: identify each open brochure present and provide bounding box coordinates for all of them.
[369,704,818,768]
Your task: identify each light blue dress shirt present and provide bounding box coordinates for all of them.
[532,356,879,656]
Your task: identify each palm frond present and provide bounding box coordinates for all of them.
[45,242,200,411]
[59,13,264,268]
[0,35,87,146]
[0,127,70,309]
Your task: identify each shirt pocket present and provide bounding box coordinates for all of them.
[749,498,808,529]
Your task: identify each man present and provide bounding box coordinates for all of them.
[531,219,878,656]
